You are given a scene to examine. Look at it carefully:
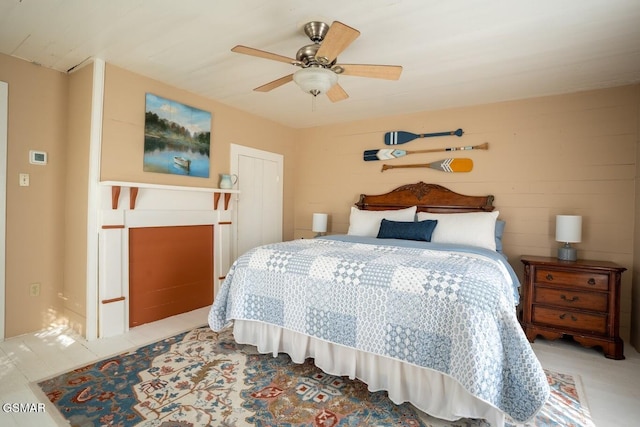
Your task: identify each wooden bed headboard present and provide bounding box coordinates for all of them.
[355,182,494,213]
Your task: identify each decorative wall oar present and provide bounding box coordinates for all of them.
[364,142,488,161]
[381,158,473,173]
[384,128,463,145]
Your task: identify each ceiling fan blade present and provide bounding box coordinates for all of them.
[326,84,349,102]
[339,64,403,80]
[254,74,294,92]
[315,21,360,64]
[231,45,297,65]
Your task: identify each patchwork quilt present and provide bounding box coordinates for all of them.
[208,237,550,423]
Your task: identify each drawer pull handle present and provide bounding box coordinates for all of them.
[587,278,596,285]
[559,313,578,321]
[546,274,554,281]
[560,294,579,302]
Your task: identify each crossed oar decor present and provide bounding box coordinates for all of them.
[367,127,487,173]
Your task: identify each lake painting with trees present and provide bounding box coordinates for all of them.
[143,93,211,178]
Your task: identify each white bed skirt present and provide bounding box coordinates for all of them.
[233,319,505,427]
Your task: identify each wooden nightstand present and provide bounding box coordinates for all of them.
[520,255,626,360]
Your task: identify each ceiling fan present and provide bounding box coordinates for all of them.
[231,21,403,102]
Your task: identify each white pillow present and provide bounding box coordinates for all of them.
[348,206,417,237]
[416,211,499,250]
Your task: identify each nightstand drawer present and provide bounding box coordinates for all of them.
[534,287,608,312]
[534,268,609,291]
[532,306,607,335]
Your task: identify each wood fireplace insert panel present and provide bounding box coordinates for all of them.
[129,225,213,327]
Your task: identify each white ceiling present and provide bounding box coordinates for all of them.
[2,0,639,129]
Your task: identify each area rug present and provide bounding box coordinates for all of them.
[35,326,595,427]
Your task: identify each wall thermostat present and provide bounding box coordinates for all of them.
[29,150,47,165]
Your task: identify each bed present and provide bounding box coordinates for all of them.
[208,182,550,426]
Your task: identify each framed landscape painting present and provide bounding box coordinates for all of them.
[143,93,211,177]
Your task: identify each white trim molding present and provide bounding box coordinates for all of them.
[0,81,8,341]
[85,59,105,341]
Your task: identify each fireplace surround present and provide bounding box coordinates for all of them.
[98,181,237,337]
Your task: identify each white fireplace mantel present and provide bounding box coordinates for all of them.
[100,180,240,211]
[97,180,238,337]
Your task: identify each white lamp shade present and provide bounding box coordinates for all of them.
[293,67,338,95]
[556,215,582,243]
[312,213,328,233]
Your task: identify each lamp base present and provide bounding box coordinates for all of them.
[557,243,577,261]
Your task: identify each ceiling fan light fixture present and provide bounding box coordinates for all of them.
[293,67,338,97]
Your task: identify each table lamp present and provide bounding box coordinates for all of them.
[312,213,328,237]
[556,215,582,261]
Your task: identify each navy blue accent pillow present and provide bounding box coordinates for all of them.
[377,219,438,242]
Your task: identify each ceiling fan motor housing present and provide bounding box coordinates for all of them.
[296,44,336,68]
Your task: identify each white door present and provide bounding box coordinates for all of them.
[230,144,283,258]
[0,81,8,341]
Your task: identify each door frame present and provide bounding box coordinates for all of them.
[0,81,7,341]
[229,144,283,260]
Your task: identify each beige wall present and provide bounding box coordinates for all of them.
[294,85,640,345]
[101,64,299,241]
[62,64,93,334]
[0,54,68,337]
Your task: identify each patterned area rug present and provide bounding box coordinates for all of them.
[35,326,595,427]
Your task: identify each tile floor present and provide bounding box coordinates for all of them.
[0,306,638,426]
